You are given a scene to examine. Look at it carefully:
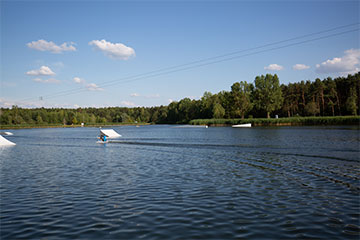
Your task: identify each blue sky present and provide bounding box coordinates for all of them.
[1,0,359,108]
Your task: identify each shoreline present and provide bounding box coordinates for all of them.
[1,116,359,130]
[190,116,360,127]
[0,122,152,130]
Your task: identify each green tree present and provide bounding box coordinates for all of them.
[281,84,292,117]
[213,102,225,118]
[150,110,159,123]
[298,80,308,115]
[324,77,340,116]
[200,92,215,119]
[98,117,107,123]
[230,81,253,119]
[0,111,12,125]
[158,106,168,123]
[167,101,180,123]
[72,117,78,125]
[36,115,43,124]
[314,78,325,116]
[346,87,358,115]
[305,101,320,116]
[217,90,232,118]
[89,114,97,124]
[178,98,194,123]
[120,112,131,123]
[253,74,283,118]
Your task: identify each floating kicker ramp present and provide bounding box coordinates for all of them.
[0,135,16,146]
[100,129,122,139]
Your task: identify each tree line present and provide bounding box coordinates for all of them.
[1,72,359,126]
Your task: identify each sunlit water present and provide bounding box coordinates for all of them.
[1,125,359,239]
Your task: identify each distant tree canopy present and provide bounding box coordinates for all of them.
[254,74,283,118]
[231,81,253,119]
[1,72,359,126]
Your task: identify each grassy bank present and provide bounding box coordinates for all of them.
[2,116,359,129]
[189,116,360,126]
[0,122,151,130]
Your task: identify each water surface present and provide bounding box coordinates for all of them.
[1,125,359,239]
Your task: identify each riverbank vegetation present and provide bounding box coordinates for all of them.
[1,73,359,128]
[190,116,360,126]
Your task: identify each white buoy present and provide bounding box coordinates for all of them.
[0,135,16,146]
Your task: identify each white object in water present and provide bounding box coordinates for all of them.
[232,123,252,128]
[0,135,16,146]
[100,129,122,139]
[0,131,13,136]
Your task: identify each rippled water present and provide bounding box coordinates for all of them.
[1,125,359,239]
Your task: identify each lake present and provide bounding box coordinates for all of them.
[1,125,359,239]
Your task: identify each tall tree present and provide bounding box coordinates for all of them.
[305,101,320,116]
[213,103,225,118]
[281,84,292,117]
[230,81,253,119]
[200,91,215,119]
[253,74,283,118]
[299,80,308,115]
[178,98,193,123]
[346,87,358,115]
[314,78,325,116]
[217,90,232,118]
[324,77,340,116]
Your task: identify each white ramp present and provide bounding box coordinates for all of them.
[232,123,252,128]
[0,132,13,136]
[100,129,122,139]
[0,135,16,146]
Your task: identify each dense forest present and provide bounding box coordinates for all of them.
[1,72,359,126]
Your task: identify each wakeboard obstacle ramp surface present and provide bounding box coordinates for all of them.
[0,132,13,136]
[0,135,16,146]
[100,129,122,139]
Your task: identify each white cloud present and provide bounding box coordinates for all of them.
[316,49,360,75]
[73,77,103,91]
[27,39,76,53]
[121,101,136,107]
[264,64,284,71]
[0,98,16,108]
[0,98,43,108]
[73,77,85,84]
[293,64,310,70]
[33,77,60,84]
[44,78,60,84]
[86,83,104,91]
[0,97,95,109]
[168,99,174,103]
[26,66,56,76]
[89,39,135,60]
[130,93,140,97]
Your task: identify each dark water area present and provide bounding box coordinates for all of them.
[1,125,359,239]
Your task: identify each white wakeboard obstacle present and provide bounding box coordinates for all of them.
[100,129,122,139]
[232,123,252,128]
[0,132,13,136]
[0,135,16,146]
